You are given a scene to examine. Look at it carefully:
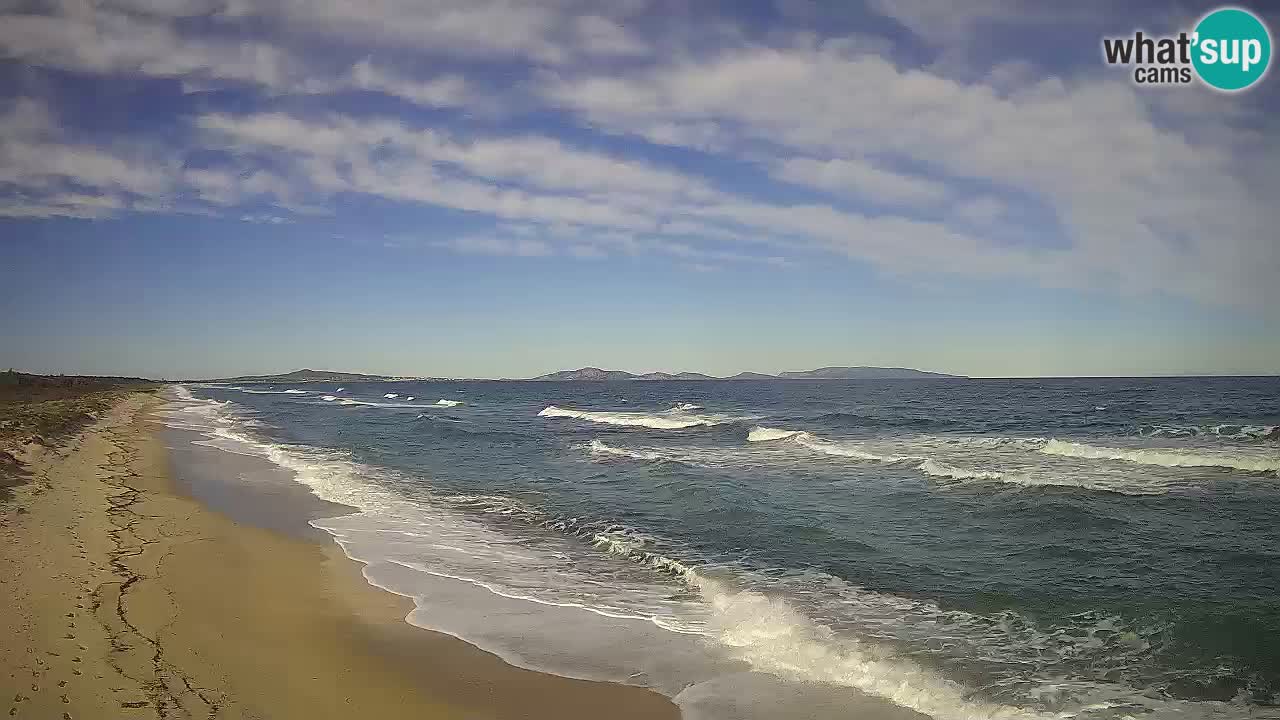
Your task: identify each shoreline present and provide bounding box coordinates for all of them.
[0,392,680,718]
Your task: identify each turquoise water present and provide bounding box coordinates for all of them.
[169,378,1280,720]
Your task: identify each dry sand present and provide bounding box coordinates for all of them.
[0,393,680,719]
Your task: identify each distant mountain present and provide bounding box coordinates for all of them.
[632,371,677,381]
[673,371,717,380]
[530,367,638,381]
[209,368,409,383]
[777,366,961,380]
[529,366,963,381]
[633,371,717,381]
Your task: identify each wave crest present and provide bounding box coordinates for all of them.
[1041,439,1280,473]
[747,426,806,442]
[539,405,750,429]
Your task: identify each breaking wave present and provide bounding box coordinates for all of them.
[916,459,1005,481]
[163,385,1265,720]
[337,398,434,409]
[539,405,751,429]
[587,439,668,462]
[1137,423,1278,441]
[748,427,1004,480]
[436,399,464,407]
[747,426,804,442]
[1040,439,1280,473]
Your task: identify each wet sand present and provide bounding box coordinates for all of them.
[0,392,680,719]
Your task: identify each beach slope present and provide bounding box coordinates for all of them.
[0,393,679,719]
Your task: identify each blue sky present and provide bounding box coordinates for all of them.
[1,0,1277,379]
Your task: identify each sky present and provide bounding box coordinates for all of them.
[1,0,1278,379]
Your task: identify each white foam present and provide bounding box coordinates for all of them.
[689,575,1045,720]
[589,533,1054,720]
[916,459,1003,481]
[337,398,434,409]
[793,434,900,462]
[283,389,307,394]
[749,428,1014,482]
[161,386,1248,720]
[384,393,399,399]
[321,395,337,402]
[588,439,666,462]
[747,426,805,442]
[1041,439,1280,473]
[436,399,464,407]
[539,405,750,429]
[674,402,703,411]
[748,426,893,460]
[1139,423,1277,441]
[406,396,415,401]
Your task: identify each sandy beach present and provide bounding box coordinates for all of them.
[0,392,680,719]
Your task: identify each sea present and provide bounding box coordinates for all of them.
[162,377,1280,720]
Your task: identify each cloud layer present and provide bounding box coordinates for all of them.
[1,0,1276,305]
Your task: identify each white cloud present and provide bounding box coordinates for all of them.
[193,111,716,202]
[568,244,607,259]
[952,196,1005,225]
[0,2,1274,308]
[240,213,293,224]
[436,236,553,257]
[0,4,480,109]
[542,43,1278,304]
[220,0,652,65]
[341,60,470,107]
[0,98,179,217]
[774,156,950,207]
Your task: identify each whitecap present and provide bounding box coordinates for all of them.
[1041,439,1280,473]
[539,405,750,430]
[747,426,805,443]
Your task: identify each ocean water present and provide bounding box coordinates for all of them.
[164,378,1280,720]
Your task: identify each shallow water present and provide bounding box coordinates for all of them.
[165,377,1280,720]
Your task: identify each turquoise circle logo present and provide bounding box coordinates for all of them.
[1192,7,1272,91]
